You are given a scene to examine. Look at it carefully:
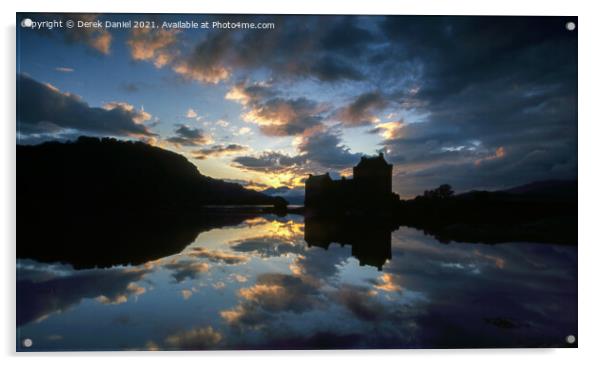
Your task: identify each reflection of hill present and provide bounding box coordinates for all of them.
[18,212,258,269]
[304,218,398,270]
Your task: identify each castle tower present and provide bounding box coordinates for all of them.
[352,152,392,195]
[304,173,333,208]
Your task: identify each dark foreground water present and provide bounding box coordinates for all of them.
[16,214,577,350]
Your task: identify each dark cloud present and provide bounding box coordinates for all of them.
[372,17,578,195]
[247,97,325,137]
[232,151,307,173]
[335,91,388,126]
[166,124,212,146]
[232,128,361,174]
[17,74,155,139]
[169,16,368,84]
[320,17,376,56]
[193,143,248,160]
[298,129,362,169]
[308,55,364,82]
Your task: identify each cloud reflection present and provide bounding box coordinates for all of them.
[17,260,151,326]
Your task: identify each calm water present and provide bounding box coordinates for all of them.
[16,215,577,350]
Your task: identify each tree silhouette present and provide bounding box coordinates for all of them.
[423,184,454,199]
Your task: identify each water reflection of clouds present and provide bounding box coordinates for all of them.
[163,326,223,350]
[230,237,306,258]
[216,224,576,349]
[187,247,249,264]
[227,217,307,258]
[372,273,403,293]
[221,273,323,329]
[162,258,210,283]
[380,227,578,347]
[17,261,151,326]
[289,245,352,284]
[17,218,577,350]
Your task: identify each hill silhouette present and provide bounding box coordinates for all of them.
[502,180,577,200]
[17,137,284,267]
[18,136,279,212]
[397,181,577,245]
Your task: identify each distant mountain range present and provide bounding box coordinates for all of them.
[261,186,305,205]
[451,179,577,203]
[502,180,577,200]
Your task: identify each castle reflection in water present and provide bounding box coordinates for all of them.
[304,218,397,271]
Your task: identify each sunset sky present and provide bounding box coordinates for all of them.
[16,14,578,197]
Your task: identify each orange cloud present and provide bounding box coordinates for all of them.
[91,32,112,54]
[373,121,405,140]
[128,28,179,68]
[173,62,230,84]
[102,102,152,124]
[475,146,506,166]
[164,326,222,349]
[181,289,193,300]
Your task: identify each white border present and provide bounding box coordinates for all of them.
[2,0,601,364]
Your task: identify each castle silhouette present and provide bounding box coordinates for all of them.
[304,153,399,217]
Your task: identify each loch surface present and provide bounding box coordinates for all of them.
[17,214,577,350]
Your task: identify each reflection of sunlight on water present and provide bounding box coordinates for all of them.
[185,216,305,252]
